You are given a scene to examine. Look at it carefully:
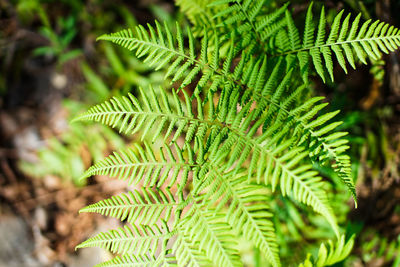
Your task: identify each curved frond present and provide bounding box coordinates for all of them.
[96,21,220,92]
[71,0,400,264]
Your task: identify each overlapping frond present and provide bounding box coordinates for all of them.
[200,170,281,267]
[77,80,344,231]
[173,230,215,267]
[203,123,340,238]
[76,85,346,265]
[210,0,288,50]
[281,4,400,82]
[178,207,242,267]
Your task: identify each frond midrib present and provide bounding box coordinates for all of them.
[77,232,170,248]
[99,35,207,68]
[275,34,400,56]
[77,110,222,128]
[82,202,180,212]
[86,162,199,172]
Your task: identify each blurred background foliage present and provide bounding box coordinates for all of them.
[0,0,400,266]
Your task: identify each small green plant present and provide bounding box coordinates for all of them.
[33,15,82,65]
[74,1,400,266]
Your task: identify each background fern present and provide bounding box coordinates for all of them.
[74,1,400,266]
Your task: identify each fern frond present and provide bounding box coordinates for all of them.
[295,106,356,203]
[80,142,196,190]
[79,188,186,225]
[179,207,242,267]
[173,230,215,267]
[298,235,355,267]
[97,21,215,92]
[73,87,211,142]
[191,101,341,238]
[77,81,348,233]
[95,253,177,267]
[206,131,340,238]
[211,0,288,50]
[201,170,281,267]
[76,221,172,255]
[281,5,400,82]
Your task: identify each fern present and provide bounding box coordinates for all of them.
[74,1,400,266]
[96,253,176,267]
[93,16,358,202]
[299,235,355,267]
[281,4,400,82]
[80,188,186,225]
[76,221,172,255]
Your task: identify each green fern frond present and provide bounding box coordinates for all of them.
[73,87,205,142]
[80,142,196,189]
[205,133,340,238]
[179,207,242,267]
[210,0,288,50]
[77,84,345,235]
[281,4,400,82]
[97,21,214,92]
[173,230,215,267]
[201,171,281,267]
[95,253,177,267]
[76,221,172,255]
[299,235,355,267]
[79,188,186,225]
